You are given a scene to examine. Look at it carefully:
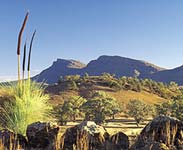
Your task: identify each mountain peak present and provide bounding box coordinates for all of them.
[53,59,86,69]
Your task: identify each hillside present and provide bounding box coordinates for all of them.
[46,75,181,106]
[34,55,165,84]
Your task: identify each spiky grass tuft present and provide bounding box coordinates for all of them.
[0,81,52,135]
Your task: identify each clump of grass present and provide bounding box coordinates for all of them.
[0,81,51,135]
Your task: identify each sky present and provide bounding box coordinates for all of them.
[0,0,183,81]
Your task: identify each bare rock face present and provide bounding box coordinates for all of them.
[109,132,129,150]
[131,115,183,150]
[26,121,61,150]
[61,121,110,150]
[0,129,27,150]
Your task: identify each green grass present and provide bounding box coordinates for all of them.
[0,80,52,135]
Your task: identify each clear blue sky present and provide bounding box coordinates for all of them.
[0,0,183,80]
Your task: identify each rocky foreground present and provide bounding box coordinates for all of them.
[0,115,183,150]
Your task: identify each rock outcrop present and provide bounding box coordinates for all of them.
[0,129,27,150]
[130,115,183,150]
[26,121,62,150]
[0,121,129,150]
[109,132,129,150]
[61,121,109,150]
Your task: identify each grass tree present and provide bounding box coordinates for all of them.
[0,12,51,135]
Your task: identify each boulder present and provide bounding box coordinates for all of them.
[109,132,129,150]
[60,121,110,150]
[131,115,183,150]
[26,121,61,150]
[0,129,27,150]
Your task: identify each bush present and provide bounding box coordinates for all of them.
[126,99,153,126]
[0,81,51,135]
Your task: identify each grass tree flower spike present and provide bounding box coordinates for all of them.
[17,12,29,82]
[22,41,26,80]
[28,30,36,80]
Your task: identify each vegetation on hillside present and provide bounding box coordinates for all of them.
[57,73,182,99]
[54,91,121,125]
[155,95,183,121]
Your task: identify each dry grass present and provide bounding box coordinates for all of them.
[108,90,167,105]
[56,116,150,138]
[47,84,167,106]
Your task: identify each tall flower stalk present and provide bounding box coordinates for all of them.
[28,30,36,80]
[22,41,26,81]
[17,12,29,82]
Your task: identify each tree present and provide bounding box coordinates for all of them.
[64,75,81,82]
[155,96,183,121]
[155,100,173,116]
[53,105,69,125]
[134,69,140,78]
[172,99,183,121]
[58,76,63,84]
[101,72,115,79]
[126,99,152,126]
[109,101,123,120]
[67,80,78,90]
[82,91,120,124]
[55,96,86,124]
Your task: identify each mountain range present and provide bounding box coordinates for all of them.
[33,55,183,85]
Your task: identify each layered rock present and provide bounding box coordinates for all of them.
[61,121,109,150]
[0,129,27,150]
[130,115,183,150]
[26,121,62,150]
